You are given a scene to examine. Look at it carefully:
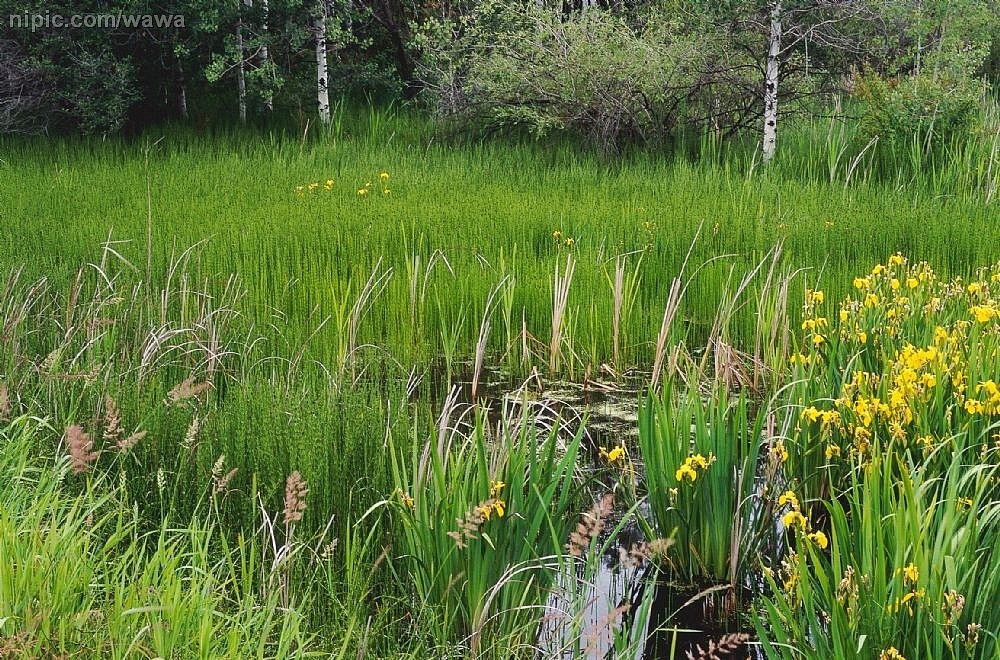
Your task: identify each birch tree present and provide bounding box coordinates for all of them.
[260,0,273,113]
[314,0,331,123]
[236,14,247,122]
[761,1,781,162]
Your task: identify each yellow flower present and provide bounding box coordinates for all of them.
[809,290,825,304]
[889,254,905,266]
[854,277,870,290]
[901,562,919,585]
[357,188,368,196]
[379,171,390,182]
[565,237,575,247]
[690,453,709,469]
[324,179,334,190]
[383,188,391,196]
[777,490,800,510]
[771,440,789,462]
[825,444,841,459]
[783,510,807,529]
[879,646,906,660]
[308,182,319,191]
[401,493,414,509]
[965,399,984,415]
[890,278,901,291]
[808,531,829,549]
[907,277,919,289]
[865,293,879,308]
[857,331,868,344]
[605,446,626,464]
[872,264,885,276]
[970,305,996,323]
[490,480,506,497]
[840,309,849,322]
[675,464,697,483]
[813,334,825,346]
[493,499,505,517]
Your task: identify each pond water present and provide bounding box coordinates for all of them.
[440,364,764,659]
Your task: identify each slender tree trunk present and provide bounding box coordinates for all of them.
[236,18,247,122]
[260,0,273,113]
[315,0,330,123]
[762,1,781,163]
[177,61,188,120]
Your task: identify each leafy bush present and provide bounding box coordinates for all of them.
[415,2,719,153]
[854,68,987,148]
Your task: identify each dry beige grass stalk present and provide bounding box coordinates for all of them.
[447,498,498,549]
[164,375,211,407]
[211,454,238,496]
[283,470,309,525]
[102,395,122,442]
[619,537,675,568]
[0,383,9,420]
[684,632,751,660]
[66,424,99,474]
[116,430,146,454]
[566,493,614,557]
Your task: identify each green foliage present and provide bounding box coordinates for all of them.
[416,1,720,151]
[755,446,1000,659]
[855,69,987,148]
[0,415,312,658]
[385,407,583,651]
[638,384,769,587]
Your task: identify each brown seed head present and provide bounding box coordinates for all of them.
[283,470,309,525]
[66,425,99,474]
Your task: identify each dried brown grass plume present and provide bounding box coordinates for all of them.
[66,425,99,474]
[283,470,309,525]
[567,493,614,557]
[684,632,751,660]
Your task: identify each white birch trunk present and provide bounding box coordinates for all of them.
[177,60,188,119]
[260,0,273,113]
[315,0,330,124]
[236,19,247,122]
[762,1,781,163]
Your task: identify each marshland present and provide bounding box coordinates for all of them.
[2,2,1000,658]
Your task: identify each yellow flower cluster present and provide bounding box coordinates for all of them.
[600,445,627,466]
[295,179,335,196]
[776,490,828,549]
[296,171,393,198]
[674,452,715,483]
[358,171,392,197]
[552,229,575,248]
[964,380,1000,415]
[480,480,507,520]
[887,562,925,616]
[878,646,906,660]
[795,258,1000,461]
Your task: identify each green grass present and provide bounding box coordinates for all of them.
[1,107,999,658]
[0,110,996,380]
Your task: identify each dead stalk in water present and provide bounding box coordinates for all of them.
[549,254,576,374]
[471,276,510,400]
